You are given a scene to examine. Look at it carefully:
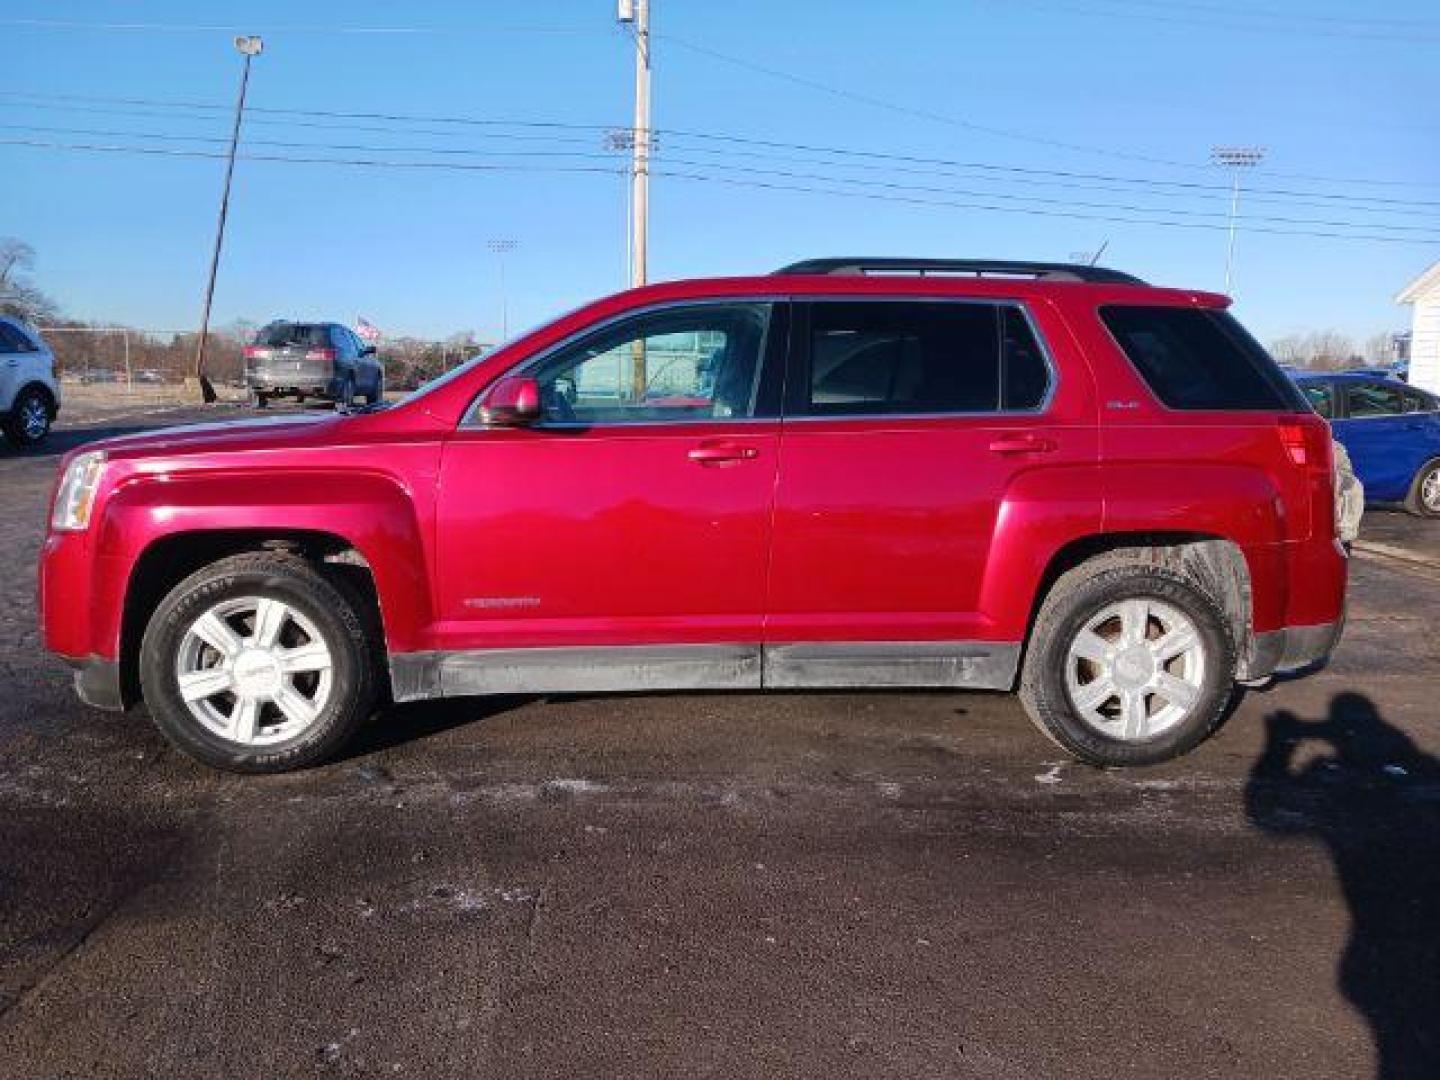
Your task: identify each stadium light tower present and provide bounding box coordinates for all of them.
[189,34,263,403]
[1211,145,1267,295]
[486,238,518,339]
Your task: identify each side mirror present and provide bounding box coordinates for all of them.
[478,375,542,427]
[360,344,377,357]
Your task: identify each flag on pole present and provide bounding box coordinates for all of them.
[355,317,383,344]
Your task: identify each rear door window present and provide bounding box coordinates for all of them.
[1100,306,1304,411]
[799,300,1050,416]
[1344,381,1407,418]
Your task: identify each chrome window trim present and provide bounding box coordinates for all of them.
[792,295,1060,420]
[459,296,786,430]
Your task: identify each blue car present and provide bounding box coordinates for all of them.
[1291,372,1440,517]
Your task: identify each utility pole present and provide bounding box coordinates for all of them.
[618,0,651,402]
[486,238,518,339]
[189,34,262,404]
[1211,145,1266,296]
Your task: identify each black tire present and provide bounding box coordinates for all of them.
[338,374,356,409]
[1019,557,1236,767]
[1404,458,1440,518]
[248,389,269,409]
[139,553,378,773]
[4,386,52,447]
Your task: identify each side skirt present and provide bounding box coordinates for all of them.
[389,641,1020,703]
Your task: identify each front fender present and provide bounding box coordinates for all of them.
[91,468,434,658]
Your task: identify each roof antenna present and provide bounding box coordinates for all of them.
[1089,239,1109,266]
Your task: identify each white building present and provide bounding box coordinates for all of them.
[1397,261,1440,394]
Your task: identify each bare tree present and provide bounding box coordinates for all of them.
[1364,332,1395,365]
[1302,330,1358,371]
[1269,335,1307,366]
[0,237,58,321]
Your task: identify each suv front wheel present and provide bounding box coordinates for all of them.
[5,387,52,447]
[139,553,378,772]
[1020,558,1236,767]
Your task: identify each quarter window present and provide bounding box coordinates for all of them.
[1100,306,1303,411]
[531,303,770,424]
[803,301,1050,416]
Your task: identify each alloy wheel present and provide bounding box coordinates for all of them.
[1064,597,1207,741]
[174,596,334,745]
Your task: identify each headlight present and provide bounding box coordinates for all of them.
[51,450,107,531]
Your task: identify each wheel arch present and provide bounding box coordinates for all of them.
[117,529,386,708]
[1022,532,1257,681]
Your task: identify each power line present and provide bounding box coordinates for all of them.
[6,120,1431,234]
[6,87,1434,198]
[5,135,1437,246]
[0,18,594,36]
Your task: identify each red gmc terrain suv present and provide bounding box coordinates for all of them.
[41,258,1347,773]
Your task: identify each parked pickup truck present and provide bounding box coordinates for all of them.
[41,258,1347,773]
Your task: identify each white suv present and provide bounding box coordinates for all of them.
[0,316,59,447]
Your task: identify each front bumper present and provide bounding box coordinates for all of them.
[1245,617,1345,680]
[67,655,126,711]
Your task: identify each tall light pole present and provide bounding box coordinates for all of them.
[189,34,262,404]
[1211,145,1266,295]
[486,238,518,340]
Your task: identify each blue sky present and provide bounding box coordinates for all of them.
[4,0,1438,344]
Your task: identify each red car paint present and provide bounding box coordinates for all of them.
[40,273,1346,704]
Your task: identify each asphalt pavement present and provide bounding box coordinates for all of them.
[1,404,1437,1078]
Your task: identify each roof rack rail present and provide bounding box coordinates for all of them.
[772,257,1147,286]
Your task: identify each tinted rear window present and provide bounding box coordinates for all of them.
[1101,306,1304,411]
[256,323,329,348]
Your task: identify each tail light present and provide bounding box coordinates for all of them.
[1278,417,1331,473]
[305,348,336,362]
[242,346,265,360]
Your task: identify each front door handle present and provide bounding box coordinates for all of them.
[988,434,1057,455]
[688,441,759,465]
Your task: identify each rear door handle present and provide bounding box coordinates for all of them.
[988,434,1057,455]
[688,441,759,465]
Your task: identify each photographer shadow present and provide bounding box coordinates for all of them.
[1246,693,1440,1079]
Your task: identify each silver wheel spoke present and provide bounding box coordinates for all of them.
[1121,689,1149,739]
[251,598,289,648]
[278,642,331,674]
[231,695,261,743]
[1070,629,1111,665]
[191,611,243,659]
[177,667,234,702]
[273,686,319,727]
[1119,599,1149,645]
[1153,672,1199,711]
[1073,677,1117,714]
[1153,626,1198,663]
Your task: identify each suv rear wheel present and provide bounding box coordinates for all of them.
[1406,458,1440,518]
[1020,558,1236,767]
[139,553,377,773]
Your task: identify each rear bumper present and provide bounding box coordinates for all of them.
[1245,616,1345,680]
[67,656,126,712]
